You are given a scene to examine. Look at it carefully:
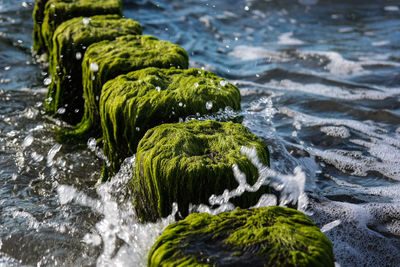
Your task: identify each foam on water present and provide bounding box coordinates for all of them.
[311,200,400,266]
[229,45,291,62]
[277,32,304,45]
[280,107,400,180]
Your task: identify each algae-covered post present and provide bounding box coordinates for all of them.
[129,120,270,222]
[45,15,142,124]
[62,35,188,143]
[100,67,241,176]
[148,206,335,266]
[33,0,122,54]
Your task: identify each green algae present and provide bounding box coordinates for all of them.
[148,206,335,267]
[45,15,141,124]
[33,0,122,54]
[100,67,241,176]
[129,120,270,222]
[62,35,188,144]
[32,0,49,54]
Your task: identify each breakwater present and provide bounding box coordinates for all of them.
[31,0,334,265]
[1,0,399,266]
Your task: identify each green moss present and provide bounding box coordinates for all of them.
[129,120,269,222]
[45,15,141,124]
[100,67,241,176]
[148,207,335,267]
[33,0,122,54]
[32,0,49,54]
[64,35,188,143]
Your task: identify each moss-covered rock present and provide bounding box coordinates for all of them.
[100,67,241,175]
[61,35,188,143]
[45,15,141,124]
[129,120,269,222]
[33,0,122,54]
[148,206,335,267]
[32,0,49,54]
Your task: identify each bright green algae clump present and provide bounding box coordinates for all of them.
[148,207,335,267]
[129,120,270,222]
[46,15,141,124]
[33,0,122,54]
[101,67,241,175]
[62,35,188,144]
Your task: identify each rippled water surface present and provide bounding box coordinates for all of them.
[1,0,400,266]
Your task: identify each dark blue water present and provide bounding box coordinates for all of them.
[1,0,400,266]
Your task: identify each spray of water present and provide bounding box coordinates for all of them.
[56,156,176,266]
[192,146,309,215]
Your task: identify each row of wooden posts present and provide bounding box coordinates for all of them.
[33,1,334,265]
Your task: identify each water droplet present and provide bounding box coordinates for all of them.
[57,107,66,114]
[83,17,90,26]
[44,77,52,86]
[22,134,34,148]
[87,137,97,151]
[47,144,62,167]
[75,52,82,60]
[194,83,199,88]
[135,127,140,132]
[219,80,228,87]
[206,101,213,110]
[31,151,44,162]
[4,66,11,71]
[90,62,99,72]
[155,86,161,92]
[178,102,183,107]
[244,6,250,11]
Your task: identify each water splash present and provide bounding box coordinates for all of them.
[57,156,176,266]
[192,146,308,215]
[46,143,62,167]
[87,137,110,167]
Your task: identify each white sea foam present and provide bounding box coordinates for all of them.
[312,200,400,266]
[305,51,365,76]
[229,45,291,62]
[320,126,351,139]
[280,107,400,180]
[238,78,400,101]
[277,32,304,45]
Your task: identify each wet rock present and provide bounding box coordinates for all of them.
[101,68,241,176]
[61,35,188,143]
[45,15,141,124]
[33,0,122,54]
[148,206,334,267]
[130,120,270,221]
